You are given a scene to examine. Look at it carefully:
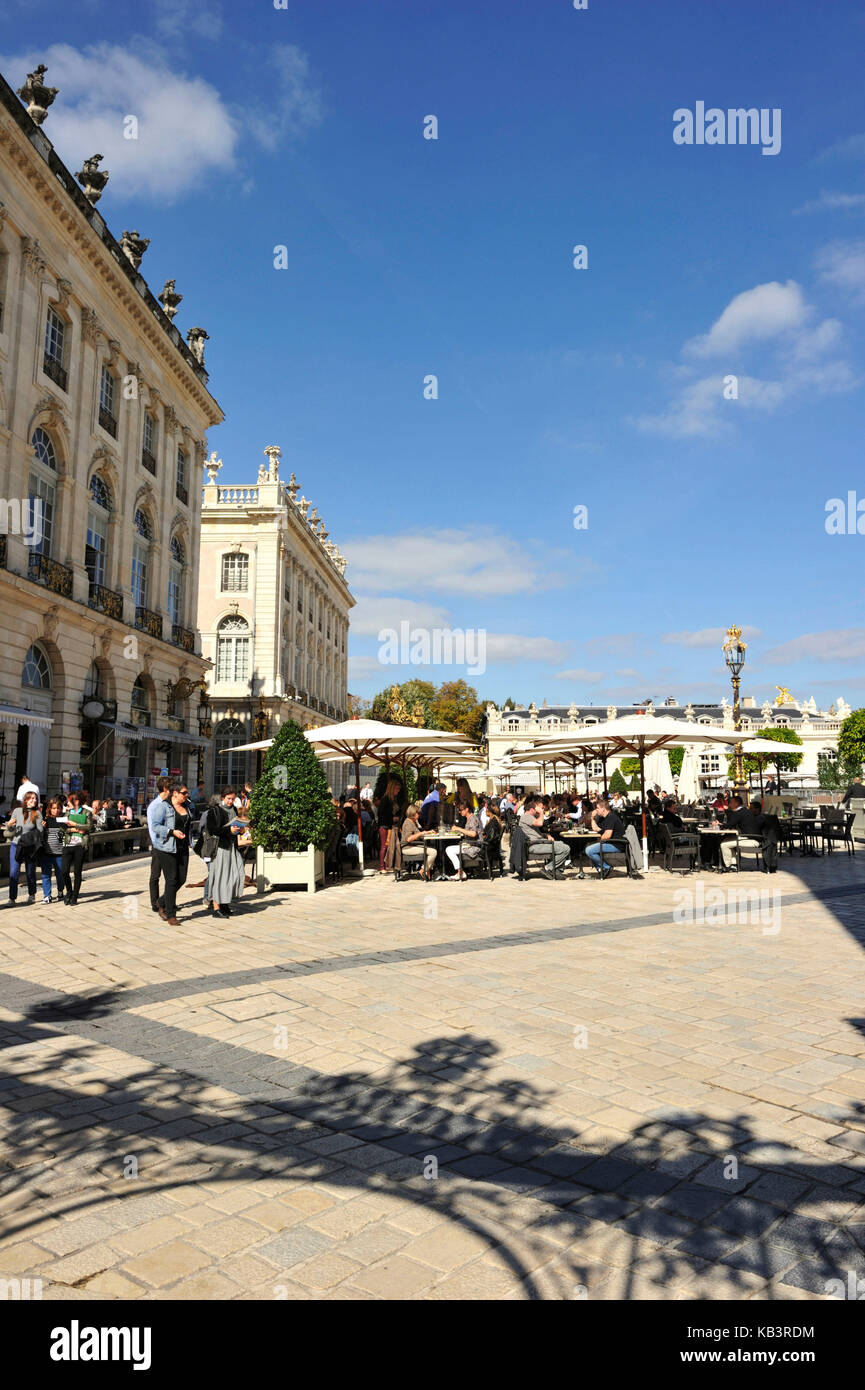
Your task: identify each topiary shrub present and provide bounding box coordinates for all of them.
[609,768,628,795]
[248,718,335,852]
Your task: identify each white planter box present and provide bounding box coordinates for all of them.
[255,845,324,894]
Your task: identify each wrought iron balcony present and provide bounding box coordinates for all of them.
[28,550,73,597]
[43,354,67,391]
[98,406,117,438]
[171,623,195,652]
[88,582,123,621]
[141,448,156,476]
[134,605,163,639]
[175,482,188,506]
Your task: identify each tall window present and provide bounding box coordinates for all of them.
[85,474,111,588]
[28,428,58,559]
[296,579,303,613]
[131,675,150,725]
[132,508,153,608]
[221,553,248,592]
[142,412,157,474]
[168,536,184,626]
[216,718,248,788]
[44,306,67,389]
[176,446,188,503]
[216,615,250,682]
[99,365,117,436]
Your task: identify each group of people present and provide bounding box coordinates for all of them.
[3,775,96,906]
[146,780,253,923]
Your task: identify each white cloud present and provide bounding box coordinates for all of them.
[663,627,761,649]
[816,239,865,300]
[553,668,606,684]
[485,635,571,664]
[153,0,224,40]
[819,133,865,162]
[350,596,451,637]
[685,281,808,359]
[764,629,865,663]
[343,528,568,596]
[795,191,865,215]
[1,41,322,202]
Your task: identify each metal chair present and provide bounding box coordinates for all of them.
[658,822,699,875]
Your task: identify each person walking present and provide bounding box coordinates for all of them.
[60,792,92,905]
[5,789,42,905]
[205,787,245,917]
[171,784,192,906]
[147,778,184,925]
[39,796,67,904]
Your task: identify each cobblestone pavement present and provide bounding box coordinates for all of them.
[1,851,864,1301]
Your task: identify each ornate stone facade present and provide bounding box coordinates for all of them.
[0,66,223,803]
[198,447,353,790]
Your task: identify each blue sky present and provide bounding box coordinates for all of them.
[6,0,865,709]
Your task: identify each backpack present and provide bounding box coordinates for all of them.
[17,823,42,859]
[192,809,219,860]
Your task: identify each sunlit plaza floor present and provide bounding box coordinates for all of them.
[1,850,864,1300]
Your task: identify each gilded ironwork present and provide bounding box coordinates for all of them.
[28,551,73,597]
[88,583,123,620]
[134,605,163,639]
[171,624,195,652]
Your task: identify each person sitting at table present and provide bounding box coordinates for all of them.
[661,796,684,830]
[400,803,436,879]
[519,796,569,879]
[713,790,729,814]
[646,788,662,816]
[453,794,473,830]
[584,797,627,879]
[419,781,445,830]
[445,804,482,880]
[720,795,766,872]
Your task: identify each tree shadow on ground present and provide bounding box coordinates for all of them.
[1,1023,863,1300]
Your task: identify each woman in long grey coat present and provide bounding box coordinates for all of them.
[205,787,245,917]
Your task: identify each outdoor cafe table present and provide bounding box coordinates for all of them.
[560,829,605,879]
[786,816,821,857]
[422,829,465,880]
[697,826,740,870]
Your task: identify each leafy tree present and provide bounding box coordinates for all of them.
[818,754,842,791]
[620,756,641,778]
[838,710,865,776]
[432,679,485,741]
[668,747,684,778]
[248,718,335,852]
[502,697,516,710]
[347,694,370,717]
[609,768,628,795]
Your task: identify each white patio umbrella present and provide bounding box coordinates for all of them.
[524,715,754,871]
[676,746,701,804]
[737,736,806,796]
[644,748,673,795]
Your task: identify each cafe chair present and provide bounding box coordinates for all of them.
[820,808,855,855]
[658,822,699,875]
[394,849,425,883]
[509,825,561,881]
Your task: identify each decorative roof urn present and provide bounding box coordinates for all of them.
[75,154,110,204]
[17,65,58,125]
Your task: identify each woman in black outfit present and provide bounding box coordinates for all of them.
[171,785,191,904]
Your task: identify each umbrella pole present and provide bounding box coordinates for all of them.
[640,747,648,873]
[602,752,608,797]
[355,755,364,872]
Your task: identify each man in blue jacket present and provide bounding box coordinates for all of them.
[147,778,184,924]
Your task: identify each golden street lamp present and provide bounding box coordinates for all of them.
[723,625,748,797]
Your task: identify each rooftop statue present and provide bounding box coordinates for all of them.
[263,445,281,480]
[75,154,109,205]
[18,64,58,125]
[159,279,182,321]
[120,229,149,270]
[774,685,793,707]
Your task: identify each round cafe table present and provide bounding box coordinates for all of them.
[422,830,464,881]
[560,829,601,879]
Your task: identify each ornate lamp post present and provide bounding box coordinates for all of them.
[252,700,269,782]
[197,681,212,787]
[723,625,748,798]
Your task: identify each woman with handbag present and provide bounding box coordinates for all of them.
[5,790,43,905]
[60,792,92,906]
[205,787,245,918]
[39,796,67,904]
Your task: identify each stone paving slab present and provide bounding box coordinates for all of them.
[1,853,864,1299]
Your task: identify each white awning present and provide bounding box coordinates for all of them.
[99,721,211,748]
[0,704,53,730]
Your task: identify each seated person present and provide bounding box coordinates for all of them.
[584,797,627,878]
[400,803,435,878]
[721,796,766,871]
[445,806,482,880]
[661,796,684,830]
[519,797,569,879]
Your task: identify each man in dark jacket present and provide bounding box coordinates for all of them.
[721,796,766,871]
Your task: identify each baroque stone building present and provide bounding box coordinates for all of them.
[198,447,353,790]
[0,66,222,805]
[485,696,853,787]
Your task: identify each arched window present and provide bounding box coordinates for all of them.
[216,615,250,683]
[131,675,150,725]
[86,474,112,589]
[132,508,153,608]
[168,536,185,626]
[28,429,58,560]
[22,643,51,689]
[99,364,117,436]
[216,718,248,788]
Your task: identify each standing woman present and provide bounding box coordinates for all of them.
[456,778,476,811]
[5,790,43,905]
[171,785,191,907]
[40,796,67,904]
[61,792,92,906]
[206,786,244,918]
[377,776,400,874]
